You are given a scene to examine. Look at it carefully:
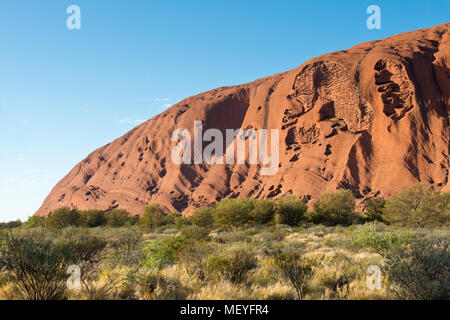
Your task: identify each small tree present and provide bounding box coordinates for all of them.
[139,204,171,231]
[190,207,215,229]
[249,199,276,225]
[275,196,307,226]
[212,199,254,229]
[24,215,46,228]
[384,184,449,227]
[80,209,107,228]
[0,220,22,230]
[106,209,130,227]
[275,253,314,300]
[311,190,357,226]
[46,207,81,230]
[363,197,386,222]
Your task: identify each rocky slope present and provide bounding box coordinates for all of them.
[36,23,449,216]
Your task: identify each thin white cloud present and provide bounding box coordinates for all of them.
[119,117,145,125]
[17,157,25,161]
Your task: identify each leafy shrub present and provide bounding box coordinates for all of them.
[385,240,449,300]
[190,207,215,229]
[105,209,131,227]
[46,207,81,229]
[0,232,73,300]
[63,232,106,263]
[383,184,449,227]
[275,252,315,300]
[139,204,172,231]
[173,214,191,230]
[142,236,191,271]
[0,220,22,230]
[249,199,276,225]
[206,243,257,284]
[362,198,386,222]
[101,228,144,267]
[180,225,210,241]
[24,215,46,228]
[212,199,255,229]
[275,196,307,226]
[310,190,357,226]
[350,223,415,255]
[80,210,107,227]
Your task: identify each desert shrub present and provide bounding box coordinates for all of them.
[46,207,81,229]
[212,198,255,229]
[142,236,191,271]
[383,184,450,227]
[0,232,73,300]
[62,232,107,263]
[206,243,257,284]
[385,240,449,300]
[350,223,415,255]
[24,215,46,228]
[173,214,191,230]
[75,263,124,300]
[214,228,249,243]
[190,207,215,229]
[310,190,357,226]
[139,204,172,231]
[0,220,22,230]
[137,272,187,300]
[105,209,131,227]
[80,210,107,227]
[275,252,315,300]
[180,225,210,240]
[249,199,276,225]
[275,196,307,226]
[362,197,386,222]
[178,245,211,280]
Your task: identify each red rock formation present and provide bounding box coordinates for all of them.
[36,23,449,216]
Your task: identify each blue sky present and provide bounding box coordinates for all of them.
[0,0,449,222]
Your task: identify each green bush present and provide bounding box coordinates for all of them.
[180,225,210,241]
[190,207,215,229]
[385,240,449,300]
[46,207,81,230]
[80,210,107,227]
[106,209,131,227]
[383,184,449,227]
[310,190,357,226]
[212,199,255,229]
[275,196,307,226]
[0,220,22,230]
[63,233,106,263]
[206,243,257,284]
[362,198,386,222]
[350,223,416,256]
[24,216,46,228]
[250,199,276,225]
[142,236,191,271]
[139,204,172,231]
[0,232,73,300]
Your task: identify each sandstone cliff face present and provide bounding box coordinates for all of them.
[36,23,450,216]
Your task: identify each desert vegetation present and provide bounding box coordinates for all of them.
[0,184,448,300]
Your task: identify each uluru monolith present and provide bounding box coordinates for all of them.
[36,23,449,216]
